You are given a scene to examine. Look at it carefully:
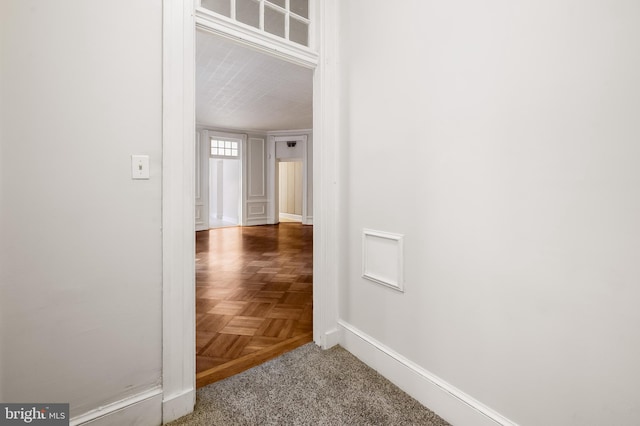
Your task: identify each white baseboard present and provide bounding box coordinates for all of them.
[338,320,518,426]
[162,388,195,424]
[279,212,302,222]
[320,327,340,349]
[246,217,268,226]
[70,387,162,426]
[303,216,313,225]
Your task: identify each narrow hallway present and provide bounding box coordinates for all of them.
[195,223,313,388]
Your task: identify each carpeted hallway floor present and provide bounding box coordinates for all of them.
[169,343,450,425]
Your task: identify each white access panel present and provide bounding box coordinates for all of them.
[362,229,404,292]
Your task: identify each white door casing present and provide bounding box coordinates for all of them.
[267,134,309,225]
[201,130,245,227]
[162,0,341,422]
[278,161,304,222]
[162,0,196,422]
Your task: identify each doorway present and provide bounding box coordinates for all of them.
[207,133,243,229]
[194,28,314,387]
[161,2,341,418]
[209,157,241,228]
[268,134,310,225]
[278,160,303,223]
[194,222,313,388]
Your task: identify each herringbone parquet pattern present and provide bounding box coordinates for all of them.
[195,223,313,387]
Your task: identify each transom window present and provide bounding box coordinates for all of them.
[199,0,310,47]
[211,139,239,157]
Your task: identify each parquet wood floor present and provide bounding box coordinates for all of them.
[195,223,313,388]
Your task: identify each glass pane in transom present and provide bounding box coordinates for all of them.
[201,0,231,17]
[266,0,286,9]
[264,6,285,38]
[290,0,308,19]
[289,16,308,46]
[236,0,260,29]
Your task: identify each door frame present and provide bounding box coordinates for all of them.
[275,158,305,224]
[203,130,246,228]
[268,134,309,225]
[161,0,341,422]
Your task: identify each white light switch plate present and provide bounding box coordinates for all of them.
[131,155,150,179]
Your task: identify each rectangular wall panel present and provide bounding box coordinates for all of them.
[248,204,266,215]
[362,229,404,292]
[248,138,265,198]
[195,131,206,229]
[246,201,268,225]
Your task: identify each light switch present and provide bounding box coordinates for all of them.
[131,155,150,179]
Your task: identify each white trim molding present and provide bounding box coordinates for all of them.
[362,229,404,292]
[162,0,196,423]
[312,0,340,349]
[195,6,318,69]
[338,321,519,426]
[269,134,308,226]
[245,137,267,226]
[70,388,162,426]
[279,212,303,222]
[195,131,208,231]
[162,389,196,425]
[323,327,341,349]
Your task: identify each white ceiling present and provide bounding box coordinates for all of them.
[196,31,313,131]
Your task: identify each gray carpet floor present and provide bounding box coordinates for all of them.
[169,343,450,426]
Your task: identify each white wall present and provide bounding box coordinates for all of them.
[275,140,305,159]
[338,1,640,426]
[0,0,162,421]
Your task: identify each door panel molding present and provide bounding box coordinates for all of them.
[162,0,196,422]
